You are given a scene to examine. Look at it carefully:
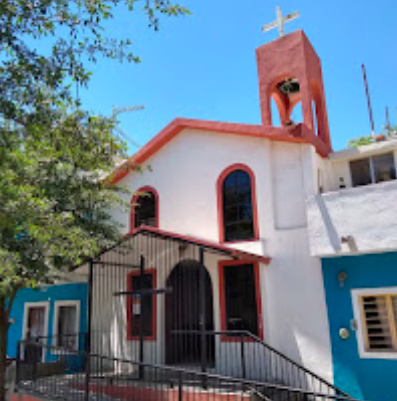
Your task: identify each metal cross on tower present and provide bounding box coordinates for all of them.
[262,6,300,37]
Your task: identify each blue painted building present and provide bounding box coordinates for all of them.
[322,252,397,401]
[7,282,88,367]
[305,138,397,401]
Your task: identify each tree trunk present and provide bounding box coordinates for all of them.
[0,288,19,401]
[0,298,8,401]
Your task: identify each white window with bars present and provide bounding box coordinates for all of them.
[352,287,397,359]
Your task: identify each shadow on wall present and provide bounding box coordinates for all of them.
[264,243,330,381]
[315,196,341,253]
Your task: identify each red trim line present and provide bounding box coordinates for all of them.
[217,164,260,243]
[108,118,330,184]
[126,269,157,342]
[130,186,159,232]
[218,259,264,342]
[73,383,250,401]
[127,225,270,265]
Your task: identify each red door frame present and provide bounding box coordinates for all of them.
[126,268,157,341]
[218,259,264,342]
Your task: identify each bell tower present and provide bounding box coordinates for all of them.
[256,30,332,153]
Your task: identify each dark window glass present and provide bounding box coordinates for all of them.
[222,170,255,242]
[57,306,78,349]
[129,273,154,337]
[223,264,259,336]
[350,158,371,187]
[25,307,46,363]
[134,192,156,228]
[373,153,396,183]
[350,153,396,187]
[26,307,46,340]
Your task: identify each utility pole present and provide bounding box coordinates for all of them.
[362,64,376,138]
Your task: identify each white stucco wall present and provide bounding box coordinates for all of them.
[109,128,333,381]
[307,180,397,257]
[313,152,333,193]
[271,143,307,229]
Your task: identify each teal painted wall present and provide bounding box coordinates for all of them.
[322,252,397,401]
[7,282,87,360]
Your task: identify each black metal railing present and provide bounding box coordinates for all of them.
[25,330,353,400]
[16,339,364,401]
[171,330,351,399]
[32,333,87,350]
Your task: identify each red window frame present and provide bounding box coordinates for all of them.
[126,269,157,341]
[130,186,159,232]
[216,164,260,244]
[218,259,264,342]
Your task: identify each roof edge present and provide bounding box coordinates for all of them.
[108,117,330,184]
[131,225,271,265]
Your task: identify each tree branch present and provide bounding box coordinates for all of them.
[5,285,21,319]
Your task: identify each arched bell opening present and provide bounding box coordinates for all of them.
[289,101,303,125]
[270,97,282,127]
[310,80,325,139]
[268,76,302,127]
[311,99,319,136]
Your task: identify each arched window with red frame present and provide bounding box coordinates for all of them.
[130,186,159,231]
[218,164,259,243]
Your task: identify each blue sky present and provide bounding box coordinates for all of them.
[79,0,397,152]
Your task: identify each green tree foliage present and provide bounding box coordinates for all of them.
[347,135,375,148]
[0,1,189,399]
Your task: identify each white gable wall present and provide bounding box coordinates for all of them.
[116,129,274,250]
[113,129,333,381]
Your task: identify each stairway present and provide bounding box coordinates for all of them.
[15,337,359,401]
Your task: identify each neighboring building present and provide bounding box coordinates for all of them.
[307,140,397,401]
[8,282,87,369]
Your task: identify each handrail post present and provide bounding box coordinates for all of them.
[15,342,21,392]
[199,247,207,389]
[84,259,94,401]
[32,341,37,381]
[240,335,246,380]
[178,371,183,401]
[84,350,91,401]
[138,254,145,380]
